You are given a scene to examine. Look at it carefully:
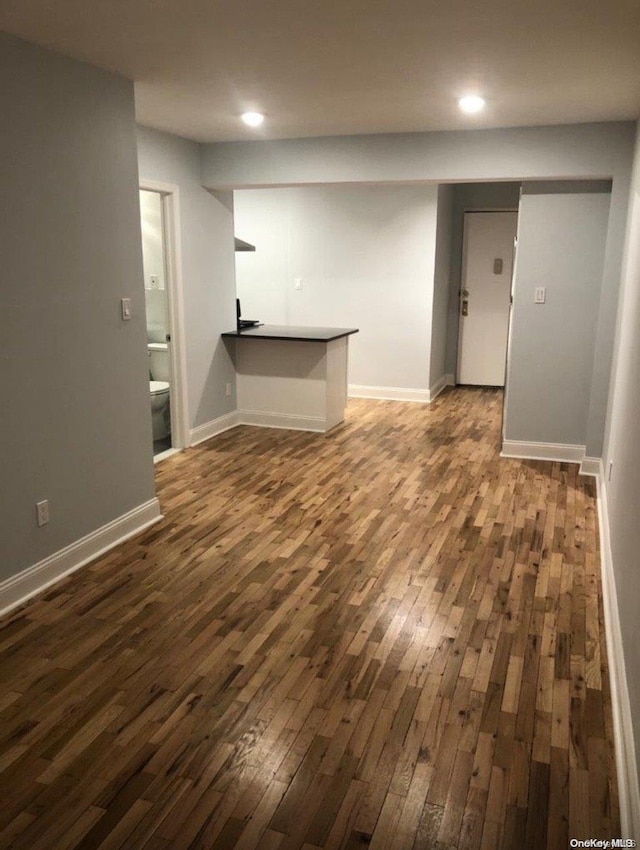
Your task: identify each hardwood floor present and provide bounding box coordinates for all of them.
[0,388,618,849]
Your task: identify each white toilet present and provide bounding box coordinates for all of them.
[148,343,171,441]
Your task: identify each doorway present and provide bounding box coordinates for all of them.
[138,181,189,460]
[457,211,518,386]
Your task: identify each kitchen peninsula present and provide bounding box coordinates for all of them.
[221,325,359,432]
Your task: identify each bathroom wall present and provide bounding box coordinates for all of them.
[140,189,168,345]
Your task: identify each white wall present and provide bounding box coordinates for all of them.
[504,185,611,448]
[602,122,640,820]
[234,191,289,325]
[137,127,237,429]
[0,33,156,584]
[140,189,168,344]
[234,184,441,397]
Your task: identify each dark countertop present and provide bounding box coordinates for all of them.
[222,325,359,342]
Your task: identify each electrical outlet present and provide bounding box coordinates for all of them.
[534,287,546,304]
[225,383,232,397]
[36,499,50,527]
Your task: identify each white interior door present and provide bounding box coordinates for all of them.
[457,211,518,386]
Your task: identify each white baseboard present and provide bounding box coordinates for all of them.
[348,384,431,404]
[0,498,163,618]
[153,447,180,465]
[348,377,455,405]
[189,410,240,446]
[501,440,585,464]
[192,378,457,442]
[238,409,327,432]
[191,409,329,437]
[429,373,455,402]
[579,456,601,476]
[190,382,456,445]
[596,462,640,839]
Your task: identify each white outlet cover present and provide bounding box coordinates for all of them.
[534,287,546,304]
[36,499,50,527]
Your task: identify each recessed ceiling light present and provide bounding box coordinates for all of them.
[241,112,265,127]
[458,95,486,114]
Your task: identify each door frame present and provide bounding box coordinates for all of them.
[455,208,519,386]
[139,179,190,453]
[502,230,520,441]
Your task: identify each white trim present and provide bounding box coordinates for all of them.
[500,440,585,464]
[0,499,162,617]
[238,410,328,432]
[429,374,455,402]
[595,463,640,839]
[348,384,431,404]
[189,411,241,446]
[140,180,190,450]
[154,447,180,465]
[189,407,344,443]
[348,377,454,405]
[579,456,601,476]
[139,178,178,195]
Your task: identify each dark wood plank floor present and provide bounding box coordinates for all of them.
[0,388,618,849]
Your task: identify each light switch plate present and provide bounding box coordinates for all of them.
[294,278,302,291]
[534,287,546,304]
[121,298,132,320]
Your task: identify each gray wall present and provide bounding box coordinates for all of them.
[234,184,440,394]
[587,170,636,457]
[201,123,634,188]
[0,34,156,583]
[603,122,640,786]
[504,186,611,446]
[137,127,237,428]
[430,185,454,387]
[445,182,522,376]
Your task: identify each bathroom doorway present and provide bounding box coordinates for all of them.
[139,182,189,461]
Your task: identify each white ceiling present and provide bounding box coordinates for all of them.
[2,0,640,143]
